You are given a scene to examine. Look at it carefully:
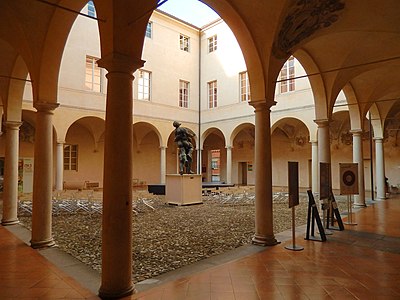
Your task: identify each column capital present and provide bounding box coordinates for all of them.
[249,99,276,111]
[4,121,22,129]
[226,145,233,150]
[350,129,363,135]
[97,52,145,74]
[314,118,330,127]
[373,137,384,142]
[309,140,318,145]
[159,146,167,150]
[34,102,59,113]
[57,140,66,145]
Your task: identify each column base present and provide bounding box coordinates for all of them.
[252,234,280,246]
[353,203,367,208]
[30,238,56,249]
[98,285,135,299]
[1,218,19,226]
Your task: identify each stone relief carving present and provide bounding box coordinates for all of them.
[273,0,345,58]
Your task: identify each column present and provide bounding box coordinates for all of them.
[31,102,59,248]
[311,141,318,194]
[97,53,144,299]
[160,146,166,184]
[374,137,386,200]
[250,100,278,246]
[351,130,366,206]
[226,146,232,184]
[197,147,202,175]
[55,142,64,190]
[1,121,22,225]
[315,119,331,164]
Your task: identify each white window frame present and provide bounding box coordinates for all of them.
[208,80,218,108]
[280,56,295,93]
[179,80,189,108]
[180,34,190,52]
[138,70,151,100]
[208,35,217,53]
[239,71,251,102]
[64,144,78,171]
[146,22,152,38]
[85,56,102,92]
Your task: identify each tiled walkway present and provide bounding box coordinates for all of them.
[0,195,399,299]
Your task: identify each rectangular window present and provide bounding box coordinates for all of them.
[146,22,152,38]
[138,70,151,100]
[280,56,295,93]
[208,35,217,53]
[179,80,189,108]
[64,144,78,171]
[180,34,190,52]
[85,56,102,92]
[239,71,251,102]
[87,1,96,17]
[208,80,218,108]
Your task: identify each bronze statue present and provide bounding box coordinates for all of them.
[173,121,195,175]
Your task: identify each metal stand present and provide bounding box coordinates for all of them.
[285,206,304,251]
[345,194,357,225]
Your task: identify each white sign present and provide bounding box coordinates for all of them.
[339,163,359,195]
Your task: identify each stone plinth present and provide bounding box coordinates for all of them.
[166,174,202,205]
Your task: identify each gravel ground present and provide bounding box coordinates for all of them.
[16,189,347,283]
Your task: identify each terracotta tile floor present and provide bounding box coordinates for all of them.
[1,195,399,299]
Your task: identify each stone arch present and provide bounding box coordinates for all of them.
[230,122,255,185]
[294,49,328,120]
[271,117,311,190]
[133,121,163,184]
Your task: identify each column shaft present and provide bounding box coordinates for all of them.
[375,138,386,200]
[1,121,22,225]
[97,54,143,298]
[352,131,366,206]
[55,142,64,190]
[251,101,278,246]
[160,146,166,184]
[31,103,58,248]
[226,146,232,184]
[311,141,318,194]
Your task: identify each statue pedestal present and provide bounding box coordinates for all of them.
[166,174,202,205]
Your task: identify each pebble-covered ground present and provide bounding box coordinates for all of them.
[16,188,347,283]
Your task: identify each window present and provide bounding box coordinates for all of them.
[239,71,251,102]
[208,80,218,108]
[280,56,295,93]
[85,56,102,92]
[138,70,151,100]
[64,144,78,171]
[179,34,190,52]
[146,22,152,38]
[208,35,217,53]
[87,1,96,17]
[179,80,189,108]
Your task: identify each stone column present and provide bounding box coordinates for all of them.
[311,141,318,194]
[314,119,331,195]
[31,102,59,248]
[197,147,202,175]
[374,137,386,200]
[1,121,22,225]
[160,146,166,184]
[351,130,366,206]
[315,119,331,164]
[97,54,144,299]
[55,142,64,190]
[226,146,232,184]
[250,100,278,246]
